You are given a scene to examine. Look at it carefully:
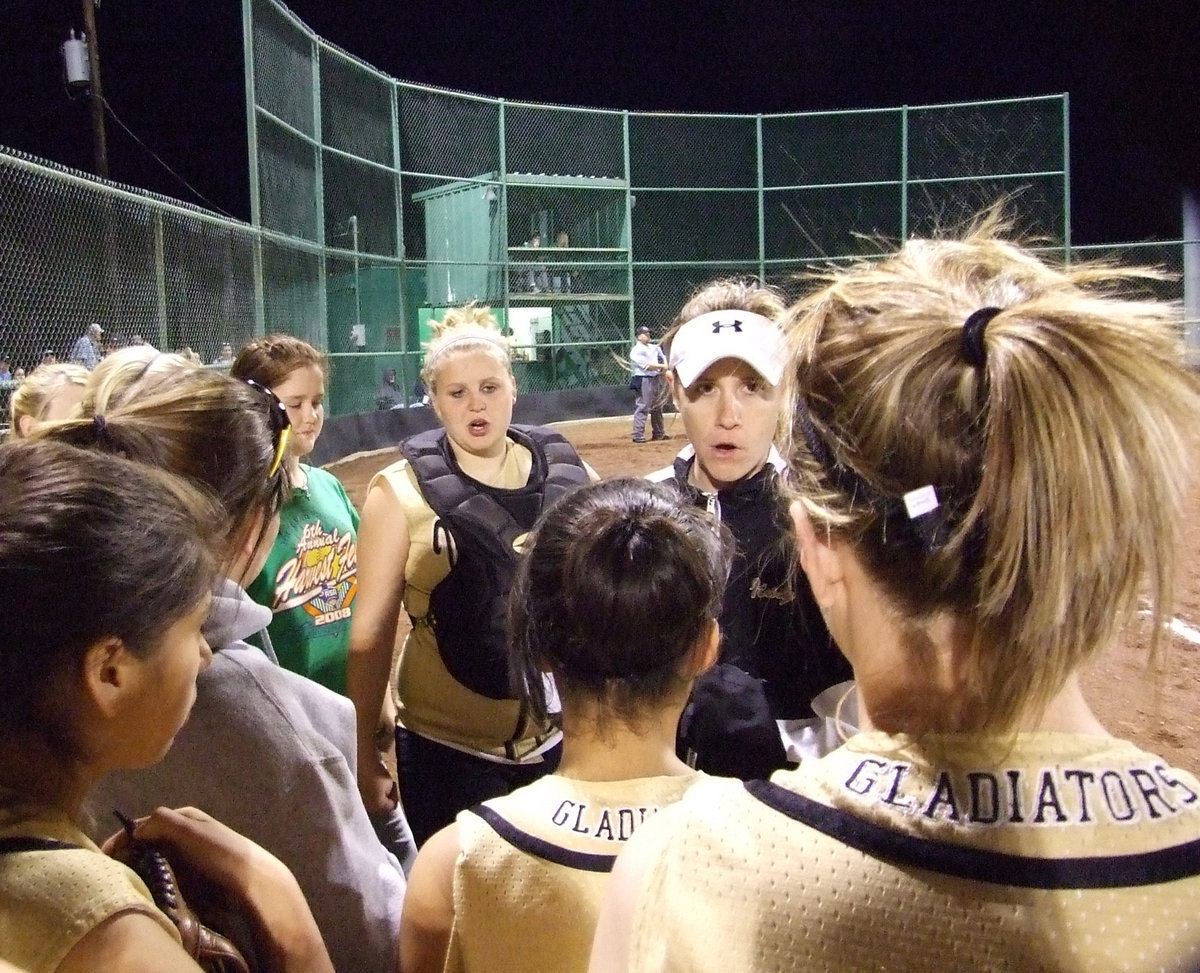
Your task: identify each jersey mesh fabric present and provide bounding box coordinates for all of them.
[0,795,179,972]
[624,732,1200,972]
[452,773,701,973]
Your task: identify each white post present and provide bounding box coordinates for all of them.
[1184,190,1200,367]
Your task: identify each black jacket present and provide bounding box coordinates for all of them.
[655,451,852,778]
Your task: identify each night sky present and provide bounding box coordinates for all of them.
[4,1,1197,244]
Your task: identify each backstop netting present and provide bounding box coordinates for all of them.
[0,0,1193,453]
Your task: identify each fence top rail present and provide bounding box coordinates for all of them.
[0,145,245,228]
[260,0,1065,125]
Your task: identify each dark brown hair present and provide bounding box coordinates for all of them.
[508,478,733,729]
[0,439,217,747]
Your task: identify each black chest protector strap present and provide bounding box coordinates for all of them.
[402,425,590,703]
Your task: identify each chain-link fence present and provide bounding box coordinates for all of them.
[0,1,1192,433]
[244,0,1088,415]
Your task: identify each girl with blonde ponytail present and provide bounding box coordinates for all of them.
[592,214,1200,973]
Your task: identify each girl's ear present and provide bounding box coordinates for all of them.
[789,501,844,610]
[685,619,720,679]
[82,636,136,718]
[15,414,34,438]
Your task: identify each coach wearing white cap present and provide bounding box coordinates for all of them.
[649,279,851,781]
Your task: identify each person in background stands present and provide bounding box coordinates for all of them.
[68,323,103,371]
[629,326,667,444]
[591,213,1200,973]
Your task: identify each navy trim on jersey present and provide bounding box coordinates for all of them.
[469,804,617,873]
[745,778,1200,889]
[0,836,82,854]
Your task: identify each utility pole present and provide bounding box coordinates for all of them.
[80,0,109,178]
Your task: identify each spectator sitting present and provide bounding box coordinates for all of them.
[11,367,25,383]
[68,323,103,370]
[40,350,57,366]
[377,368,405,409]
[212,342,235,367]
[0,356,10,382]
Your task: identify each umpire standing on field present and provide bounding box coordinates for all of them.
[630,325,668,443]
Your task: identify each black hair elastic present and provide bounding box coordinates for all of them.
[960,306,1002,368]
[92,413,108,444]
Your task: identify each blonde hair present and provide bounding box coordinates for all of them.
[81,346,199,415]
[38,368,287,557]
[9,363,89,437]
[419,302,513,392]
[781,211,1200,733]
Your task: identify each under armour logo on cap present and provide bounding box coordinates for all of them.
[669,310,787,389]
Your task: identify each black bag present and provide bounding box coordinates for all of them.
[629,374,642,391]
[677,662,789,780]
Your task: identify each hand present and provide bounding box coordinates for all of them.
[358,750,400,816]
[105,807,333,973]
[357,695,400,814]
[103,806,290,902]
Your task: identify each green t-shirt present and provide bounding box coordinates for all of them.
[246,465,359,694]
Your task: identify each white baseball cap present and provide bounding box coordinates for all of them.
[668,310,787,388]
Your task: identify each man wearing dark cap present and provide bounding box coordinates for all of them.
[68,322,103,370]
[629,326,668,443]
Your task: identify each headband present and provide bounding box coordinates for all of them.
[424,332,511,369]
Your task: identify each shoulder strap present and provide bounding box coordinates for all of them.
[744,778,1200,890]
[0,835,81,853]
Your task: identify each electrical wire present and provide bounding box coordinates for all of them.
[98,94,235,218]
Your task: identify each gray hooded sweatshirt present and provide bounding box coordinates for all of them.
[90,578,407,973]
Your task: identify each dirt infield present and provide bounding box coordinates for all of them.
[328,416,1200,774]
